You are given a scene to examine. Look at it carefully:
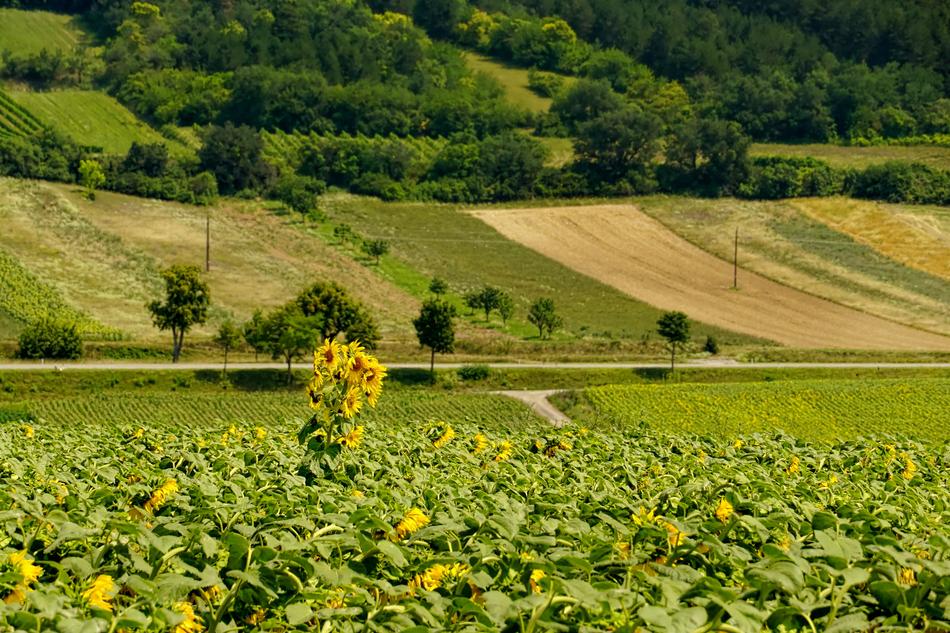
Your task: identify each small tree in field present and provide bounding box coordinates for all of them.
[413,298,456,377]
[472,286,502,321]
[528,297,562,339]
[362,239,389,265]
[214,320,242,376]
[657,311,691,371]
[246,303,322,383]
[147,265,210,363]
[497,291,514,325]
[79,159,105,200]
[429,276,448,296]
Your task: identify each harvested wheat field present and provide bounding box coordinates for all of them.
[472,205,950,350]
[791,198,950,281]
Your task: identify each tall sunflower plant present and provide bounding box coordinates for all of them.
[297,339,386,477]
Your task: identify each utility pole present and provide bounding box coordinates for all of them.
[732,226,738,290]
[205,212,210,272]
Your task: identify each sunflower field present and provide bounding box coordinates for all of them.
[2,401,949,631]
[581,378,950,442]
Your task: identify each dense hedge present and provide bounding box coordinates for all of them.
[16,319,83,360]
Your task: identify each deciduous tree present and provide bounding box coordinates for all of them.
[657,311,691,371]
[147,265,210,363]
[413,298,457,376]
[528,297,562,339]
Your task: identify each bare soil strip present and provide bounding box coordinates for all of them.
[471,205,950,351]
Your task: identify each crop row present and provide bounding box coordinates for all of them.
[24,390,542,431]
[0,247,119,339]
[0,89,42,138]
[1,406,947,631]
[583,378,950,442]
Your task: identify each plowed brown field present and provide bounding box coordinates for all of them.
[471,205,950,351]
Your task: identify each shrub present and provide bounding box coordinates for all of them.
[350,172,407,201]
[16,319,83,359]
[852,161,950,205]
[704,336,720,355]
[458,364,491,381]
[527,69,565,97]
[739,157,846,199]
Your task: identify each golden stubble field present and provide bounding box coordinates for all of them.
[472,204,950,350]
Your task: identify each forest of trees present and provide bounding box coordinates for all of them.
[0,0,948,205]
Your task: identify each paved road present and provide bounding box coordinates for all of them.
[0,360,948,371]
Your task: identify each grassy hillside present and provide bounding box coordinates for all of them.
[463,52,567,113]
[637,196,950,338]
[0,8,84,55]
[0,179,420,343]
[6,90,190,155]
[750,143,950,170]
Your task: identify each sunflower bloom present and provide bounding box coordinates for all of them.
[22,425,35,438]
[316,339,343,372]
[632,506,657,526]
[82,575,115,612]
[3,551,43,604]
[433,425,456,449]
[144,479,179,513]
[394,508,430,539]
[733,439,743,449]
[494,440,513,462]
[255,427,267,441]
[173,601,204,633]
[786,456,800,475]
[902,455,917,480]
[472,433,489,454]
[715,498,734,522]
[340,386,363,419]
[337,425,364,449]
[306,375,325,410]
[663,521,685,547]
[408,562,470,592]
[529,569,546,594]
[362,362,386,406]
[898,567,916,586]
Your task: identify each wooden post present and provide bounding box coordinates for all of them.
[205,212,210,272]
[732,227,738,290]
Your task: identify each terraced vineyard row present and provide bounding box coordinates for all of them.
[580,378,950,442]
[0,90,43,138]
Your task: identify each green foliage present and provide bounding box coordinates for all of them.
[361,239,390,265]
[15,318,82,359]
[2,404,948,629]
[244,303,321,381]
[413,298,457,371]
[739,156,847,199]
[574,107,663,192]
[526,68,564,97]
[468,286,503,320]
[78,158,104,198]
[527,297,561,339]
[428,276,448,296]
[496,291,514,325]
[657,311,690,370]
[852,161,950,205]
[198,123,272,195]
[146,265,210,363]
[457,364,491,381]
[213,320,242,374]
[704,335,720,355]
[295,282,380,348]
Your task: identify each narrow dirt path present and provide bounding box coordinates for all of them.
[496,390,571,427]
